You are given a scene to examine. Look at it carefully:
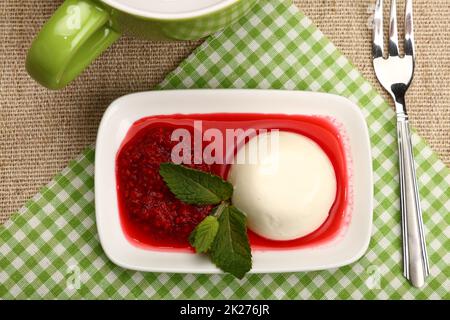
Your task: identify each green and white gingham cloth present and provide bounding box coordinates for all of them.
[1,0,449,299]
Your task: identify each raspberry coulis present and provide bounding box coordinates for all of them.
[116,113,349,252]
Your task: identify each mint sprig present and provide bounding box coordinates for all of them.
[210,205,252,279]
[159,163,252,278]
[159,163,233,205]
[189,215,219,253]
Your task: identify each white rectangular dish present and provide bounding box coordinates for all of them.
[95,89,373,273]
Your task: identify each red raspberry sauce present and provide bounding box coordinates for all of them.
[116,113,349,252]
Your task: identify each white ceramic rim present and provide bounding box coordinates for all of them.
[95,89,373,274]
[101,0,239,20]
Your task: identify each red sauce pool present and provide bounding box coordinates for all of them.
[116,113,349,252]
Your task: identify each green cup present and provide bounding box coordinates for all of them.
[26,0,258,89]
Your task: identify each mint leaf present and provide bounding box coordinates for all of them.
[210,205,252,279]
[159,163,233,205]
[159,163,251,278]
[189,216,219,253]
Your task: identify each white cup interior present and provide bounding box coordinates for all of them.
[102,0,237,18]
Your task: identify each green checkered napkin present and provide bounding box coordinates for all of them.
[1,0,449,299]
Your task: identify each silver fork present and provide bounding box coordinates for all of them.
[372,0,429,287]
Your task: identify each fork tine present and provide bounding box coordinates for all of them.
[372,0,384,58]
[404,0,415,56]
[388,0,400,56]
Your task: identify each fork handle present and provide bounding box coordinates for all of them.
[396,114,429,287]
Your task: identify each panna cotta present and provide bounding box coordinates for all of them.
[228,131,337,241]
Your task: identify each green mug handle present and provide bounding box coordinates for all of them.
[26,0,121,89]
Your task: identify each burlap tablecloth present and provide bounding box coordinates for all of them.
[0,0,449,223]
